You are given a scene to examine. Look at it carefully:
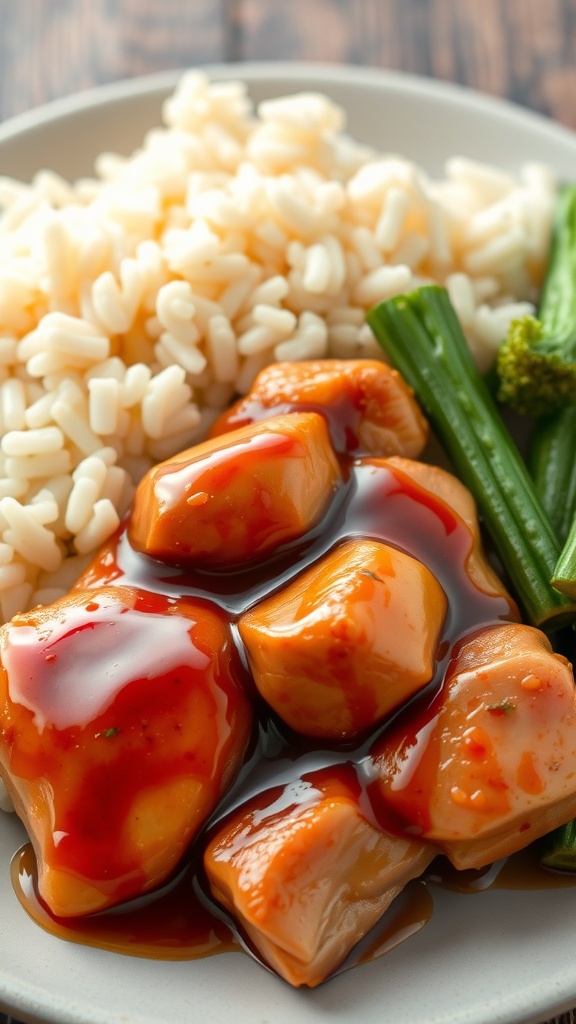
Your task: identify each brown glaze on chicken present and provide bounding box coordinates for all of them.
[204,764,434,987]
[0,359,573,987]
[209,358,429,459]
[0,586,253,916]
[239,538,447,738]
[128,411,342,569]
[372,623,576,869]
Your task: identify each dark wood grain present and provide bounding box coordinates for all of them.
[2,2,576,1023]
[0,0,228,121]
[226,0,576,128]
[2,0,576,126]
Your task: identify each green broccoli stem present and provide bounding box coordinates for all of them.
[535,184,576,355]
[529,404,576,601]
[366,285,576,630]
[528,402,576,875]
[528,404,576,544]
[540,819,576,872]
[552,516,576,598]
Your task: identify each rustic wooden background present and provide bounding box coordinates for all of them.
[1,1,576,1023]
[1,0,576,127]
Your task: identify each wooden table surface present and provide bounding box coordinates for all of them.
[1,2,576,1023]
[1,0,576,128]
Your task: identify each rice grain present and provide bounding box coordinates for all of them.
[0,69,556,629]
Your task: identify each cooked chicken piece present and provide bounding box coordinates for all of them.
[0,585,253,916]
[239,538,447,739]
[209,358,429,458]
[204,764,435,987]
[372,623,576,869]
[382,456,518,605]
[128,411,341,570]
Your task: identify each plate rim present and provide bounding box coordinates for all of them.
[2,58,576,150]
[2,59,576,1024]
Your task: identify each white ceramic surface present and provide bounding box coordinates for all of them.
[2,62,576,1024]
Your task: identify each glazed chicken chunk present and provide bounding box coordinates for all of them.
[209,358,429,458]
[0,585,253,916]
[373,623,576,868]
[1,355,574,991]
[204,764,434,987]
[129,411,341,569]
[239,537,447,739]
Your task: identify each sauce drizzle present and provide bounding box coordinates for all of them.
[1,451,541,972]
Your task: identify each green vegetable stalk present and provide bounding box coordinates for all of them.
[552,516,576,598]
[540,819,576,872]
[366,285,576,630]
[511,185,576,602]
[528,403,576,544]
[518,191,576,872]
[496,184,576,417]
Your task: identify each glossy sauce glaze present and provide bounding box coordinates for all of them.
[79,455,512,629]
[13,837,576,969]
[8,438,531,968]
[6,358,565,975]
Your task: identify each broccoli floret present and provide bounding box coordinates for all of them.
[497,315,576,416]
[496,184,576,417]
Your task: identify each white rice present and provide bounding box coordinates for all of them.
[0,70,556,636]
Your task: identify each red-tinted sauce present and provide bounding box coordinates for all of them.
[3,589,253,910]
[4,446,520,966]
[11,843,242,960]
[12,840,574,971]
[209,393,368,455]
[4,420,551,975]
[81,457,512,633]
[14,839,428,969]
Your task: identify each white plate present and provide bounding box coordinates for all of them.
[2,62,576,1024]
